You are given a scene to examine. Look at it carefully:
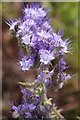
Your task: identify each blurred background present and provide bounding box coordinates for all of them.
[1,2,79,120]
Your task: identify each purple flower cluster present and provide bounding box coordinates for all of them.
[37,57,71,90]
[45,58,71,89]
[7,3,70,70]
[12,87,52,119]
[7,3,72,119]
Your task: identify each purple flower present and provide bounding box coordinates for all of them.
[37,29,52,39]
[20,56,34,71]
[58,29,64,37]
[60,73,71,81]
[12,105,18,112]
[39,49,55,65]
[20,86,32,97]
[58,58,67,72]
[22,34,31,45]
[28,103,36,110]
[17,21,29,36]
[52,33,63,47]
[43,21,52,30]
[24,19,35,26]
[37,71,46,83]
[37,70,53,85]
[25,112,32,118]
[24,4,47,19]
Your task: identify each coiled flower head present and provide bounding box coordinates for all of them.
[7,3,71,71]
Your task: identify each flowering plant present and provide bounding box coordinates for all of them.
[7,3,72,120]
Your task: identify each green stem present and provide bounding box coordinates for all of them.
[42,82,47,103]
[52,107,65,119]
[18,80,38,87]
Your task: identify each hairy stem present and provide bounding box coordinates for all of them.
[52,107,65,119]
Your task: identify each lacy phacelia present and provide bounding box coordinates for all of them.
[7,3,72,119]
